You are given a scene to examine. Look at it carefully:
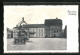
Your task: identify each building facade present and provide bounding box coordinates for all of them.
[28,24,45,38]
[45,18,63,38]
[63,25,67,38]
[7,28,13,38]
[13,17,64,38]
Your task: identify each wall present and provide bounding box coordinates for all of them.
[29,28,45,38]
[45,25,62,38]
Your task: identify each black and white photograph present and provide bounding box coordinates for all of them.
[4,4,79,53]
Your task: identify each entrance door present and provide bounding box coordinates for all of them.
[54,34,55,36]
[54,34,56,37]
[52,34,56,38]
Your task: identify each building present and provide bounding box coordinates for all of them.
[13,17,45,38]
[63,25,67,38]
[13,17,64,38]
[27,24,45,38]
[7,28,13,38]
[45,18,63,38]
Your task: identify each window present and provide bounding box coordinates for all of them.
[42,33,43,36]
[54,30,56,32]
[60,30,61,32]
[39,33,40,36]
[57,26,58,28]
[54,34,56,36]
[41,29,43,32]
[37,33,39,36]
[37,29,39,32]
[39,29,41,32]
[50,26,52,28]
[53,26,55,28]
[34,28,35,32]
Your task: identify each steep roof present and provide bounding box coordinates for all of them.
[45,18,62,26]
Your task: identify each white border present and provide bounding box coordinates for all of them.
[4,5,79,53]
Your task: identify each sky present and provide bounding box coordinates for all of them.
[4,5,78,29]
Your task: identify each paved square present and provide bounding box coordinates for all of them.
[7,38,67,50]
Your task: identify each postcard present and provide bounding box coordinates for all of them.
[4,4,79,53]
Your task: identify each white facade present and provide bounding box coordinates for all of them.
[29,28,45,38]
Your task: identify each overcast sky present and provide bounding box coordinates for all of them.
[4,5,78,29]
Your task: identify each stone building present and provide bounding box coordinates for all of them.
[27,24,45,38]
[13,17,64,38]
[63,25,67,38]
[45,18,63,38]
[13,18,45,38]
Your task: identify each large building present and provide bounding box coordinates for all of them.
[45,18,63,38]
[27,24,45,38]
[13,17,64,38]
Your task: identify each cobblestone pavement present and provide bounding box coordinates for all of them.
[7,38,67,50]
